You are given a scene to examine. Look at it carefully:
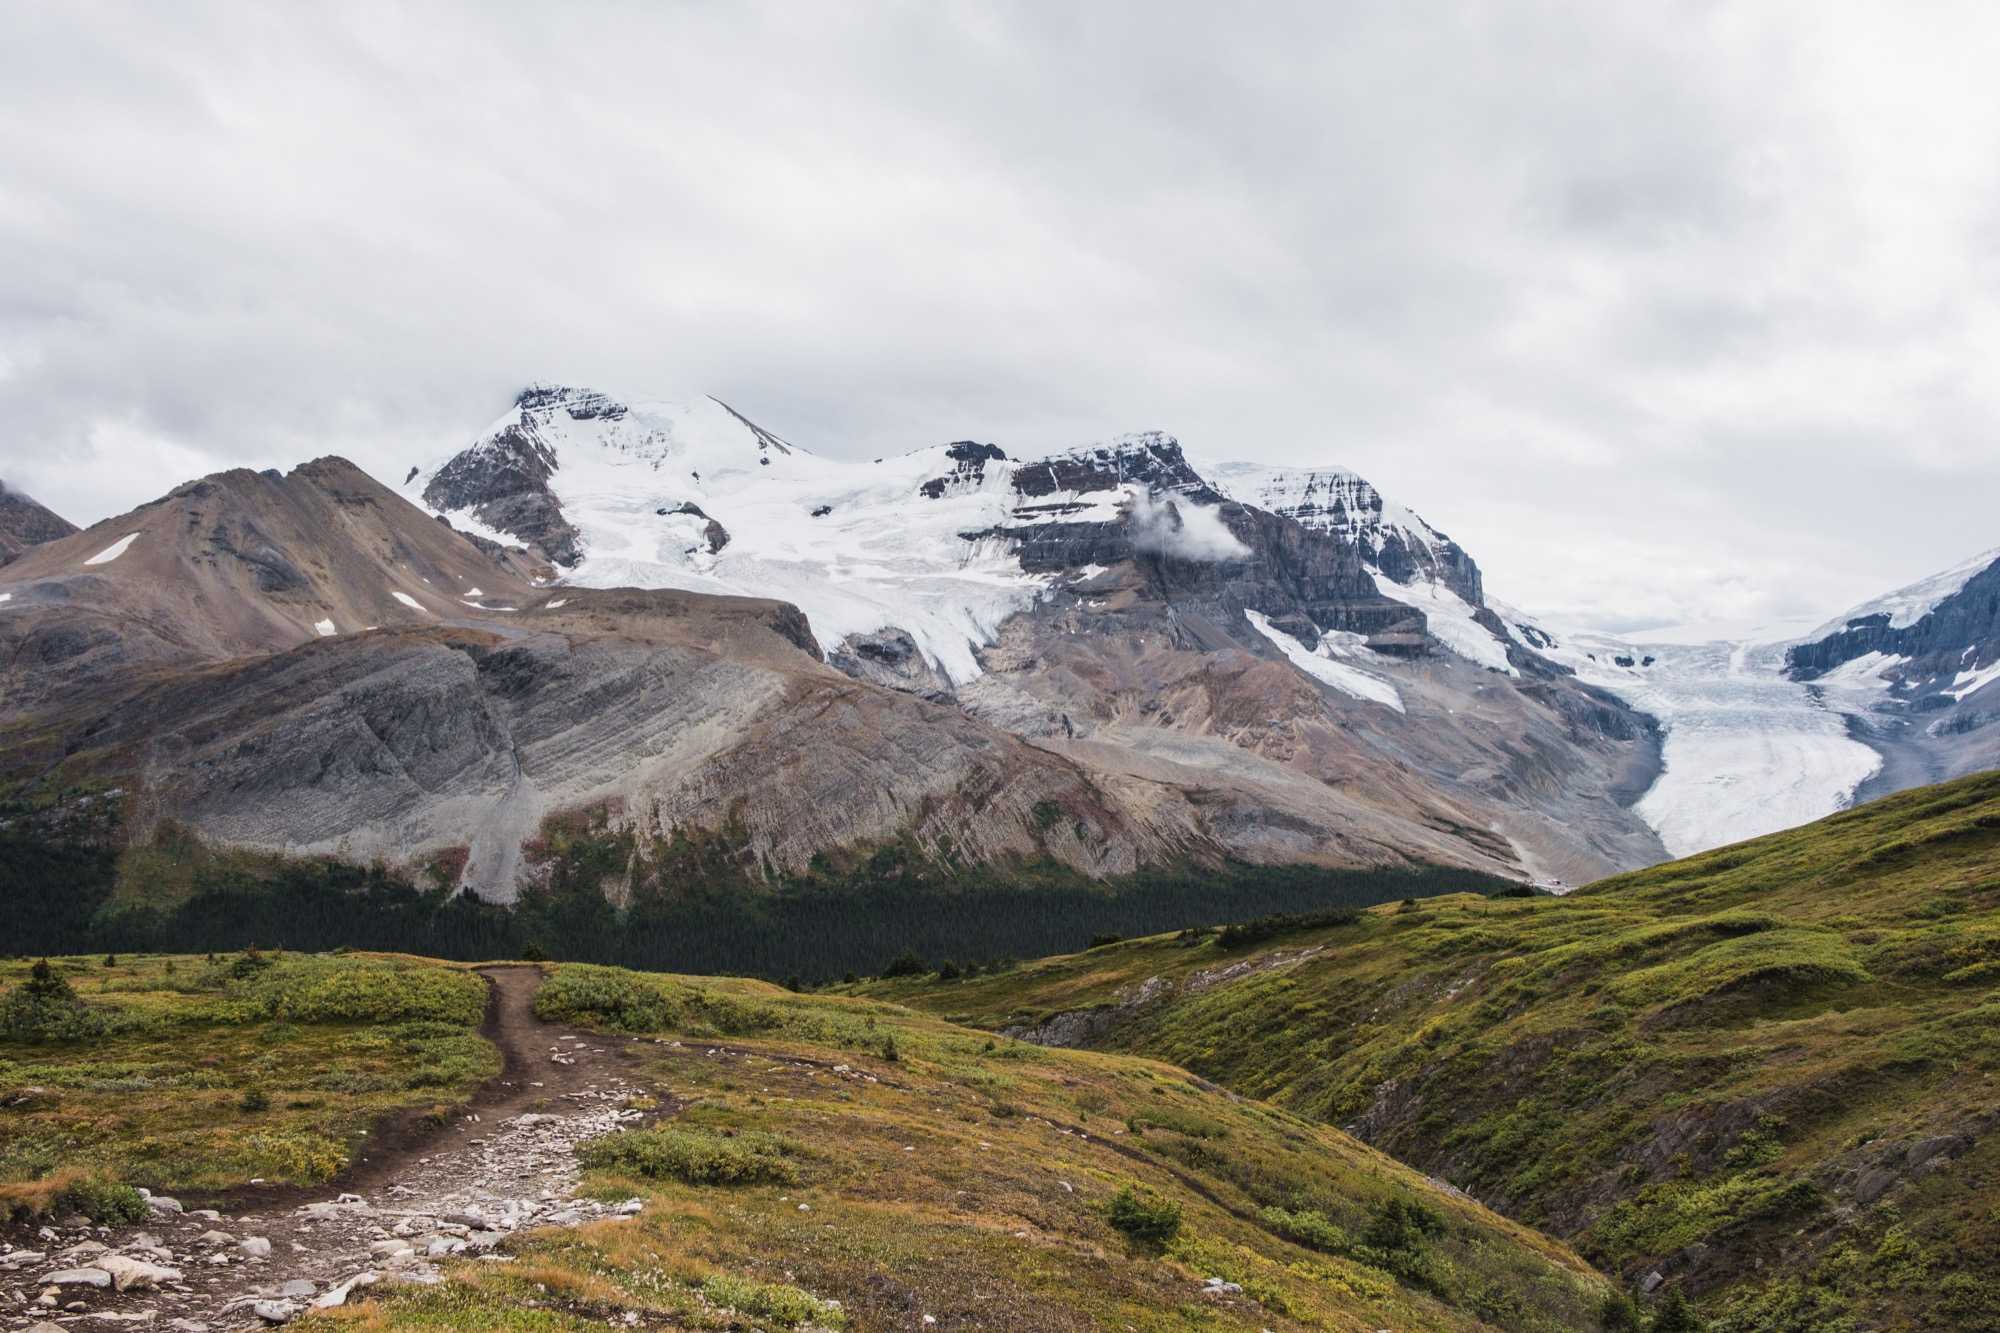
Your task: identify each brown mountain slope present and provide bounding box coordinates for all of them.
[2,459,1520,907]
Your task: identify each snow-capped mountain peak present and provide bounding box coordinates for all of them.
[401,384,1534,689]
[1202,460,1483,605]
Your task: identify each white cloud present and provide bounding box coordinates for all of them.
[1127,491,1251,563]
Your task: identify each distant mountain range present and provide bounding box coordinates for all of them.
[1,383,1992,917]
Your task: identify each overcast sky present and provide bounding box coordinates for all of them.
[4,2,1997,635]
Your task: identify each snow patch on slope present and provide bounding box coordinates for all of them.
[391,591,427,612]
[314,618,336,637]
[1374,574,1515,674]
[84,532,140,565]
[1243,609,1405,711]
[1949,658,2000,701]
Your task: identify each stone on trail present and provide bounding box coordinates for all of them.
[43,1267,113,1287]
[239,1236,272,1258]
[312,1270,379,1308]
[97,1252,183,1291]
[146,1195,184,1214]
[252,1297,301,1323]
[276,1278,316,1298]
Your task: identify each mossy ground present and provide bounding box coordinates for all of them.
[868,769,2000,1330]
[331,962,1609,1331]
[0,951,496,1211]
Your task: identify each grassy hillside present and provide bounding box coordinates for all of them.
[0,952,496,1212]
[0,953,1615,1330]
[863,769,2000,1330]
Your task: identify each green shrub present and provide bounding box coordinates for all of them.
[67,1177,143,1223]
[239,1087,271,1113]
[699,1273,846,1328]
[1364,1195,1448,1251]
[0,960,108,1044]
[579,1127,801,1186]
[1106,1183,1182,1245]
[1259,1205,1349,1253]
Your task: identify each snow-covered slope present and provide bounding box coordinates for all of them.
[404,388,1173,684]
[1807,545,2000,638]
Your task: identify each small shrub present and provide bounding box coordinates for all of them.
[1260,1205,1348,1253]
[230,947,274,979]
[579,1126,801,1186]
[0,960,108,1044]
[1088,933,1123,949]
[1364,1195,1447,1251]
[1649,1289,1702,1332]
[1106,1183,1182,1245]
[879,951,928,979]
[239,1087,271,1113]
[934,960,962,981]
[1598,1290,1643,1330]
[699,1273,846,1328]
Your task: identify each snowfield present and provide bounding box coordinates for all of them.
[406,394,1237,685]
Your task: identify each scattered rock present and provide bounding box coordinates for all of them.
[252,1297,301,1323]
[97,1253,183,1291]
[43,1267,113,1288]
[239,1236,272,1258]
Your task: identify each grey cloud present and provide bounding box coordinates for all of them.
[1,1,1996,634]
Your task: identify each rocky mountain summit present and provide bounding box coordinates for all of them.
[0,481,76,567]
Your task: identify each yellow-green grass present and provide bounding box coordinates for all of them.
[320,962,1612,1331]
[0,951,496,1213]
[865,769,2000,1330]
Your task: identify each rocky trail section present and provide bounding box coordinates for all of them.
[0,968,657,1331]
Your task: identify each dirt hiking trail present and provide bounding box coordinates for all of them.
[1,966,660,1330]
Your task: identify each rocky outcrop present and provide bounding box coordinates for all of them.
[0,481,76,565]
[827,626,956,699]
[421,419,581,566]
